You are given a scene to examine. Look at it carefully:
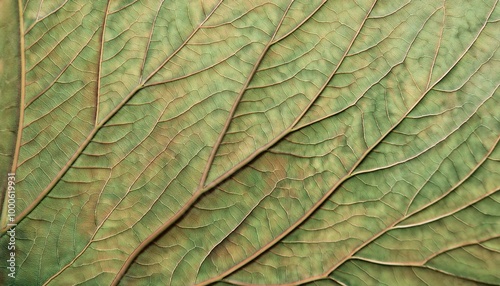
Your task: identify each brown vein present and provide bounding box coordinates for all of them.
[425,2,445,90]
[94,0,111,126]
[11,0,26,178]
[0,0,26,229]
[350,236,500,267]
[138,0,165,83]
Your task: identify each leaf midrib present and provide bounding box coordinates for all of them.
[1,0,26,228]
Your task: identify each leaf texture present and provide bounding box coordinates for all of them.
[1,0,499,285]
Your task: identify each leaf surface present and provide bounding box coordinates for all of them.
[1,0,499,285]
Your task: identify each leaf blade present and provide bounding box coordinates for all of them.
[1,0,499,285]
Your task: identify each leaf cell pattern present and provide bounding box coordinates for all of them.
[1,0,499,285]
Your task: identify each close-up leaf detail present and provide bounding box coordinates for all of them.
[1,0,499,285]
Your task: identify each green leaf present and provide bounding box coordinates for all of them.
[1,0,499,285]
